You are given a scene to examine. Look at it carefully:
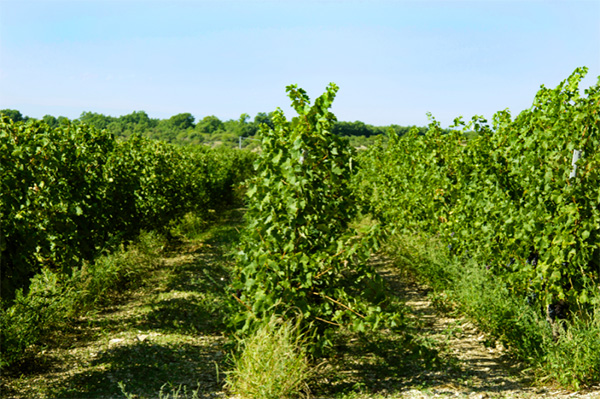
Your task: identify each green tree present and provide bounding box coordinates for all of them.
[42,115,58,128]
[196,115,224,134]
[332,120,371,137]
[57,116,70,126]
[0,109,25,123]
[254,112,274,130]
[168,113,195,130]
[78,111,114,130]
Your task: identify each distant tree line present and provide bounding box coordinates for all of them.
[1,109,429,148]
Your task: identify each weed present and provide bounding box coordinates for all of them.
[119,381,203,399]
[225,316,312,399]
[539,306,600,389]
[169,212,210,240]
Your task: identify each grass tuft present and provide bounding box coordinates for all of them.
[169,212,212,240]
[226,315,312,399]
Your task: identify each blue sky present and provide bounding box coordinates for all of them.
[1,0,599,127]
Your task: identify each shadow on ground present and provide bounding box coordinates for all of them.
[2,211,243,399]
[46,339,226,399]
[310,254,531,398]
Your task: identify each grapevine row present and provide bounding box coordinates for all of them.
[355,67,600,311]
[0,117,255,302]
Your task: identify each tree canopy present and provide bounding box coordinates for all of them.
[0,108,431,148]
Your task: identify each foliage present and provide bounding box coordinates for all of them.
[540,306,600,389]
[0,109,29,123]
[226,316,312,399]
[386,232,600,389]
[332,121,428,138]
[0,116,255,303]
[1,119,118,298]
[0,230,165,369]
[229,83,397,355]
[346,134,389,149]
[4,108,427,148]
[356,67,600,387]
[356,67,600,311]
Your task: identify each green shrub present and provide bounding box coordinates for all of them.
[1,116,255,303]
[230,83,396,355]
[169,212,211,240]
[0,268,74,368]
[355,67,600,314]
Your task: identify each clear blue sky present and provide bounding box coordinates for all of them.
[1,0,599,127]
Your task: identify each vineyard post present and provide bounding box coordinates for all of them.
[569,149,582,179]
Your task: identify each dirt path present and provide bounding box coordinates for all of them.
[358,255,600,399]
[1,216,240,399]
[3,222,599,398]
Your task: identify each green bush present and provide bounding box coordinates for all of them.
[230,84,396,355]
[539,298,600,389]
[354,67,600,388]
[0,268,74,368]
[355,67,600,310]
